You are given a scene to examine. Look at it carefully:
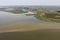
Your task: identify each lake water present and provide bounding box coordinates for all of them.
[0,11,60,32]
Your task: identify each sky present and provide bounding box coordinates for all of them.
[0,0,60,6]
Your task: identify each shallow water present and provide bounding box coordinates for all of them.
[0,11,60,32]
[0,11,60,40]
[0,11,40,27]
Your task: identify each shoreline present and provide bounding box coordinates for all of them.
[0,22,60,33]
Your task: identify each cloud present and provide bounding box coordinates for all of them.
[0,0,60,6]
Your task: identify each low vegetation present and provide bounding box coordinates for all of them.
[35,11,60,22]
[5,9,28,14]
[26,14,36,16]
